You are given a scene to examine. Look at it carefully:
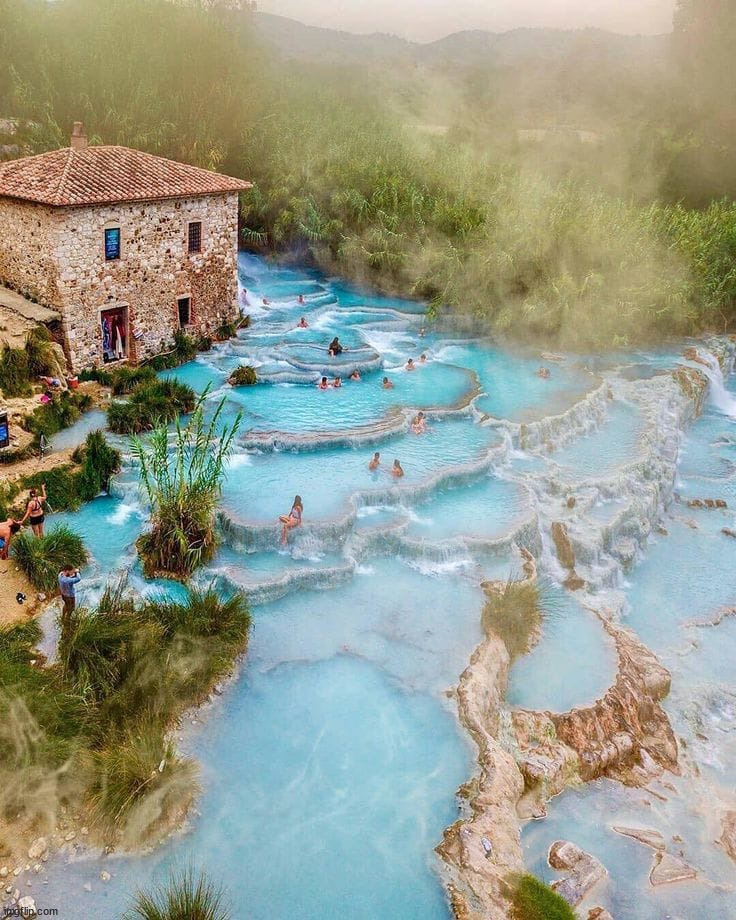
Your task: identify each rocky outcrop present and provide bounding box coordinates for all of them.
[551,522,586,592]
[686,498,727,509]
[437,630,525,920]
[611,826,666,851]
[546,621,677,782]
[648,852,697,886]
[718,811,736,863]
[511,710,579,819]
[548,840,607,906]
[588,909,614,920]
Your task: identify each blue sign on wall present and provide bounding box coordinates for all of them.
[0,411,9,449]
[104,227,121,261]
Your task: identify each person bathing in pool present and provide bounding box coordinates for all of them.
[328,337,343,357]
[411,412,427,435]
[318,376,329,390]
[297,316,309,328]
[298,294,305,305]
[333,377,342,388]
[406,358,416,371]
[279,495,303,545]
[369,451,380,471]
[382,376,394,389]
[391,459,405,478]
[350,369,361,381]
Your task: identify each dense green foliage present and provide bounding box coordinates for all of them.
[107,379,196,434]
[481,578,544,660]
[23,390,93,442]
[109,365,158,396]
[132,397,241,578]
[125,867,230,920]
[0,582,250,847]
[2,0,736,346]
[228,365,258,386]
[510,874,576,920]
[11,525,89,591]
[14,431,121,514]
[0,327,58,397]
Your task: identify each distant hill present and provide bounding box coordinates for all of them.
[252,12,668,72]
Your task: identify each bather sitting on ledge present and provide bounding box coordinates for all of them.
[328,337,344,356]
[279,495,303,545]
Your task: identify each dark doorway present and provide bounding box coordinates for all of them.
[100,306,128,363]
[177,296,191,328]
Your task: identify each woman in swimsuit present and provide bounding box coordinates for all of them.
[318,376,329,390]
[411,412,426,435]
[328,337,343,357]
[279,495,303,545]
[406,358,416,371]
[369,452,380,471]
[298,317,309,328]
[21,484,47,537]
[333,377,342,388]
[350,370,361,381]
[382,376,394,389]
[392,459,405,478]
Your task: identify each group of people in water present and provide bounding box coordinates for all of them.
[0,484,49,559]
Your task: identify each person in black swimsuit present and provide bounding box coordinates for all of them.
[21,484,47,537]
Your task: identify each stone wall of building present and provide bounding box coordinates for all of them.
[53,192,240,370]
[0,198,64,307]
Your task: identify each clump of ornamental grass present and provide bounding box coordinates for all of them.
[73,429,122,500]
[110,365,158,395]
[132,396,241,579]
[228,364,257,386]
[11,525,88,592]
[24,326,58,377]
[89,723,199,847]
[0,345,32,397]
[107,379,195,434]
[481,577,545,660]
[125,867,230,920]
[509,874,576,920]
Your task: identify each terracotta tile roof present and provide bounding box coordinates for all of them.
[0,145,251,207]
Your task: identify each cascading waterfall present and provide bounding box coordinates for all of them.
[35,253,736,920]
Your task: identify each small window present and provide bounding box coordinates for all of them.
[187,221,202,254]
[104,227,121,261]
[177,296,191,328]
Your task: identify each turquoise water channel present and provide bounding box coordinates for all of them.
[38,254,736,918]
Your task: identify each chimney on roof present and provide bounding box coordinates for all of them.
[70,121,88,150]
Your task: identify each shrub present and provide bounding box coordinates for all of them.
[110,365,157,395]
[132,397,241,579]
[90,724,199,846]
[124,867,230,920]
[78,367,112,386]
[11,525,89,592]
[24,391,92,442]
[24,326,57,377]
[75,430,121,501]
[510,874,576,920]
[481,578,544,659]
[215,320,237,341]
[0,345,31,397]
[228,365,257,386]
[196,335,213,352]
[22,466,81,512]
[107,380,195,434]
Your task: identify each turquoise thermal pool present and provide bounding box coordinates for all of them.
[38,254,736,919]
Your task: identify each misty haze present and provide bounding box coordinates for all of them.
[1,3,736,920]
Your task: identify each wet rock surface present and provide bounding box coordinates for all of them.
[611,826,666,851]
[648,851,697,886]
[718,811,736,863]
[548,839,607,906]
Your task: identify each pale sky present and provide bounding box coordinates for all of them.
[259,0,676,42]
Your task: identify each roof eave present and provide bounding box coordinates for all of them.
[0,183,253,208]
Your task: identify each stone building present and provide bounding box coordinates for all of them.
[0,123,250,372]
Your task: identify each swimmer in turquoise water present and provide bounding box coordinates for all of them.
[369,452,380,471]
[406,358,416,371]
[350,369,361,381]
[333,377,342,388]
[391,459,405,478]
[382,376,394,389]
[411,412,426,434]
[318,376,329,390]
[279,495,303,545]
[297,316,308,328]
